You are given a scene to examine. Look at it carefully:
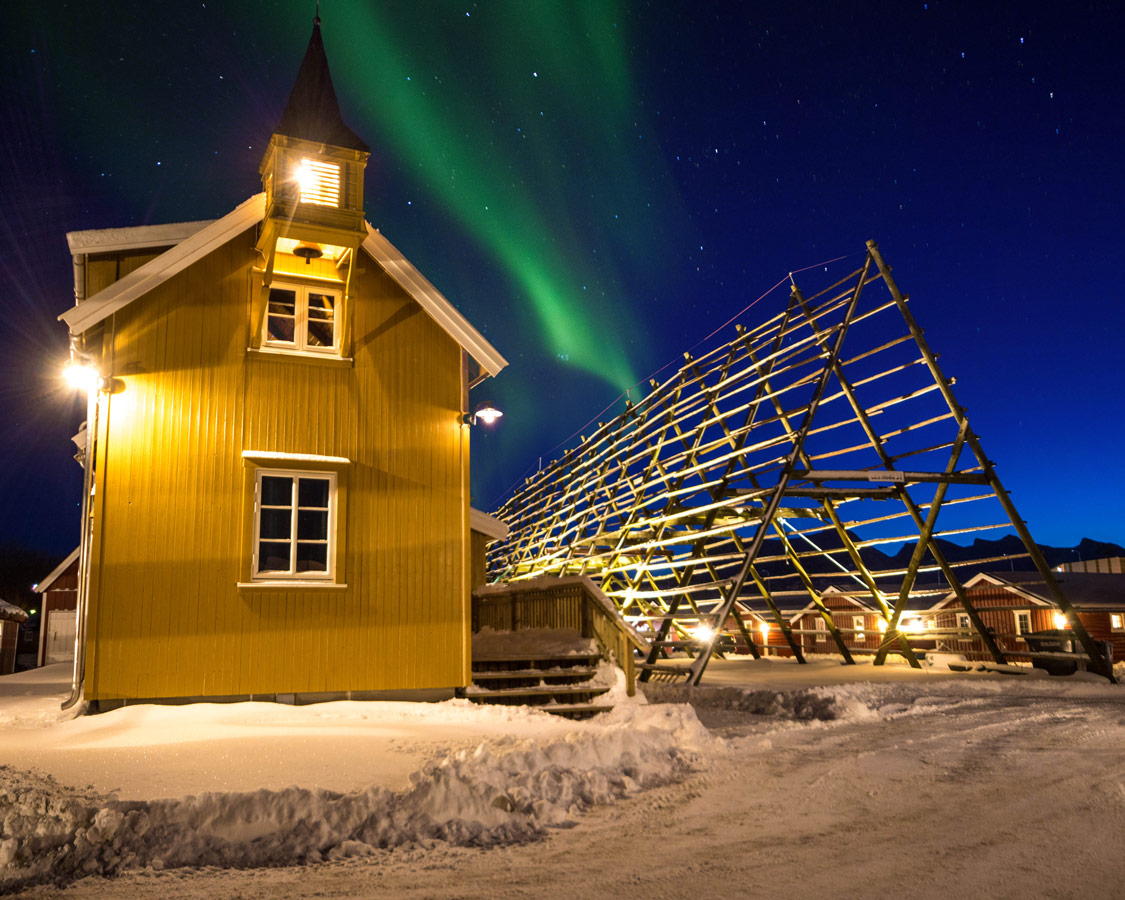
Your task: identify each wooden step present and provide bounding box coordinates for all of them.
[467,684,611,700]
[472,666,599,685]
[472,653,602,667]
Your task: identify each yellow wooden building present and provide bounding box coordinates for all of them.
[59,19,507,709]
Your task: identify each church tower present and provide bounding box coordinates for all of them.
[253,14,370,349]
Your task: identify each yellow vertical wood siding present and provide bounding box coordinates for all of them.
[83,228,470,700]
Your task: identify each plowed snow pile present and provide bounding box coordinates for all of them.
[0,702,710,892]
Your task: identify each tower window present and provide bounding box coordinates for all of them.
[264,282,340,354]
[295,158,341,207]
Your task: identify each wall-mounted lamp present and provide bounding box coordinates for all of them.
[63,361,100,393]
[1052,612,1069,630]
[463,401,504,426]
[63,359,124,394]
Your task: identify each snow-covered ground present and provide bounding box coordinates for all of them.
[4,658,1125,898]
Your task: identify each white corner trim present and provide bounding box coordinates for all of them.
[242,451,351,465]
[362,226,508,377]
[61,193,268,333]
[470,507,510,541]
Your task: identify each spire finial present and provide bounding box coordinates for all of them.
[314,0,321,27]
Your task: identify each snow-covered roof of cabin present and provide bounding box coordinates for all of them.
[66,219,214,256]
[0,599,29,623]
[929,570,1125,611]
[34,547,80,594]
[469,508,509,541]
[60,194,507,377]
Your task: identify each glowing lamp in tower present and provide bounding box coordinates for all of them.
[294,158,341,207]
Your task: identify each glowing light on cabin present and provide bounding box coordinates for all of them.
[758,621,770,639]
[1052,612,1068,629]
[295,158,341,207]
[901,618,923,633]
[877,618,889,633]
[63,362,99,392]
[473,402,503,425]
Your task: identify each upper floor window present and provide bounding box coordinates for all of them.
[1014,610,1031,637]
[264,282,340,354]
[296,158,341,207]
[852,615,865,642]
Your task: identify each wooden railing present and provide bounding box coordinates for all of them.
[472,576,647,696]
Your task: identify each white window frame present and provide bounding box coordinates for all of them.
[957,613,971,641]
[263,281,342,355]
[1014,610,1031,638]
[252,468,337,581]
[814,617,827,642]
[852,615,865,642]
[1111,613,1124,632]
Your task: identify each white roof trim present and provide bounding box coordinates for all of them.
[470,508,509,541]
[35,546,81,594]
[67,219,214,255]
[242,450,350,465]
[362,226,508,377]
[58,196,508,379]
[61,194,268,333]
[930,572,1052,611]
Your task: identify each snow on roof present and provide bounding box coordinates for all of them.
[469,508,509,541]
[58,195,507,377]
[929,570,1125,611]
[0,599,29,622]
[362,227,507,377]
[60,194,266,334]
[66,219,214,255]
[34,547,80,594]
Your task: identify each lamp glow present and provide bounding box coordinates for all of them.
[692,625,716,643]
[63,362,99,392]
[877,618,889,633]
[758,621,770,638]
[1052,612,1068,629]
[473,402,503,425]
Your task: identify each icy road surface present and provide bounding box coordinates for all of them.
[6,660,1125,898]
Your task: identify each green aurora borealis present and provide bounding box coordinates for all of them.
[325,1,681,395]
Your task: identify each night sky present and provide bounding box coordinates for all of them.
[1,1,1122,557]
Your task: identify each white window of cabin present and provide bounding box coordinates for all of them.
[814,617,827,642]
[852,615,865,641]
[1111,614,1124,632]
[253,469,336,580]
[264,282,340,354]
[957,613,971,640]
[1014,611,1031,637]
[296,158,341,207]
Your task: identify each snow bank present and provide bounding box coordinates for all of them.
[0,703,709,893]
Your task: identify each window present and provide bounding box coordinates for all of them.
[853,615,866,642]
[957,613,971,641]
[296,158,341,207]
[1014,611,1031,637]
[253,470,336,580]
[814,617,827,642]
[264,282,340,354]
[1111,614,1124,632]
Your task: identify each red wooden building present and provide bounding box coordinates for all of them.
[33,548,79,668]
[929,571,1125,663]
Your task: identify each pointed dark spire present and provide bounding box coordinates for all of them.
[276,17,369,152]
